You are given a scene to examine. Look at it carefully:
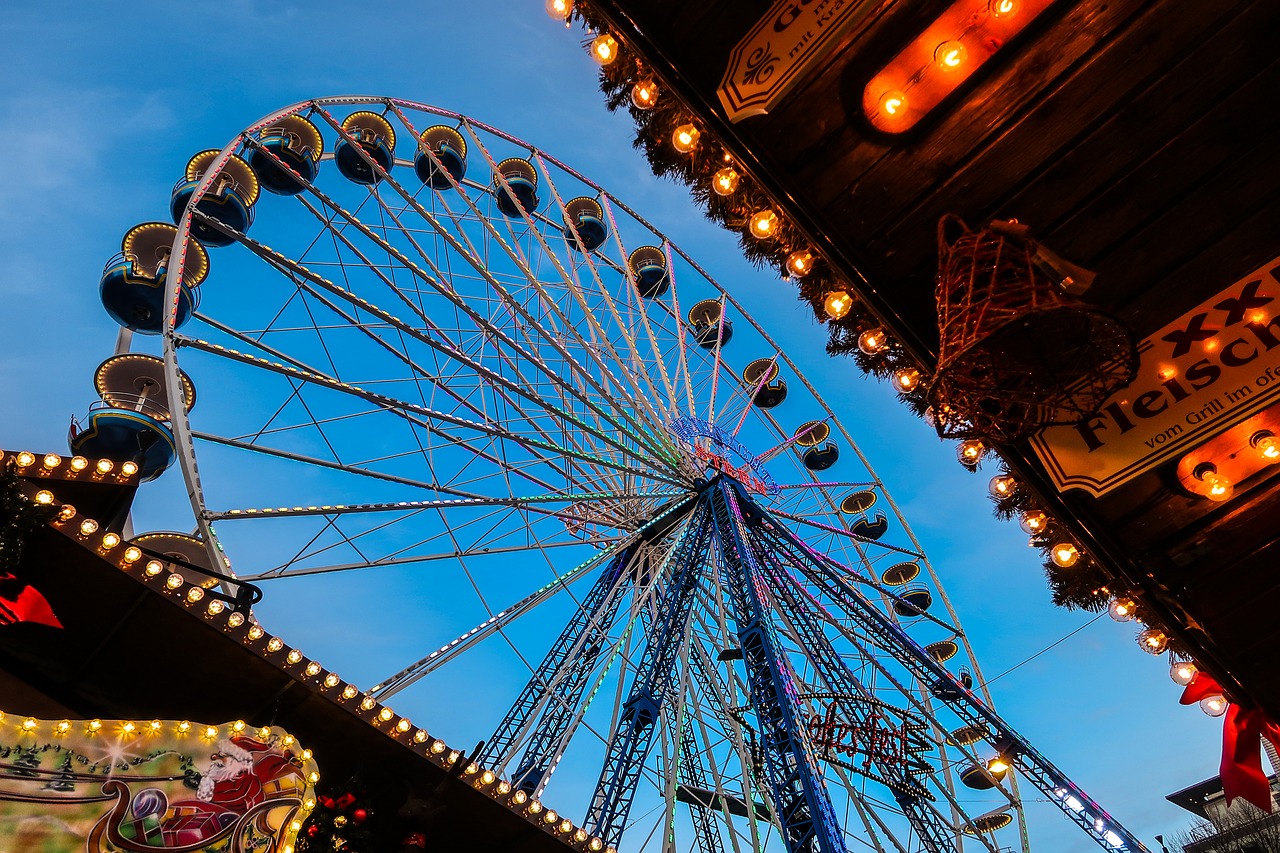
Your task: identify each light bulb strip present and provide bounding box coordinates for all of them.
[5,447,140,484]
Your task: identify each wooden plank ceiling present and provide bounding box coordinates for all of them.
[589,0,1280,713]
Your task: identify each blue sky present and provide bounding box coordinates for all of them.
[0,2,1225,849]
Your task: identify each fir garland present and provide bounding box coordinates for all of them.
[0,466,56,574]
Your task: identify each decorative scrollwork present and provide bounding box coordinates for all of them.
[741,43,780,87]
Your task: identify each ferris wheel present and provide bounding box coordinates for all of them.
[74,95,1150,853]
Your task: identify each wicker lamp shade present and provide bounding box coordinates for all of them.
[929,217,1137,442]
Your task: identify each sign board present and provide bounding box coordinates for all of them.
[1031,255,1280,496]
[718,0,882,122]
[667,416,780,496]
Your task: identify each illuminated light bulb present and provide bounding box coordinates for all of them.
[1170,660,1198,686]
[527,800,543,814]
[786,249,814,278]
[378,708,395,722]
[101,532,121,549]
[575,829,589,843]
[286,649,303,664]
[631,79,659,110]
[69,456,88,471]
[56,720,71,734]
[497,780,512,795]
[342,685,359,699]
[58,504,76,521]
[545,0,572,19]
[149,720,163,733]
[879,91,907,117]
[122,546,142,563]
[15,452,36,467]
[893,368,921,393]
[1108,597,1136,622]
[513,789,528,804]
[986,756,1010,776]
[203,726,219,739]
[590,33,618,65]
[233,720,247,732]
[165,573,184,589]
[22,717,37,731]
[206,600,225,616]
[672,124,700,154]
[95,459,114,475]
[34,490,54,505]
[1138,627,1169,655]
[396,719,412,733]
[990,0,1019,17]
[413,729,429,743]
[308,771,320,784]
[481,770,496,785]
[305,662,322,676]
[748,209,779,240]
[227,612,245,627]
[144,560,164,576]
[935,40,968,70]
[430,740,447,754]
[79,519,99,536]
[560,819,574,833]
[1251,431,1280,462]
[186,587,204,602]
[121,461,139,477]
[711,166,739,196]
[247,625,265,640]
[1018,510,1048,535]
[266,637,284,652]
[857,328,889,355]
[303,797,316,811]
[1051,542,1080,568]
[43,453,62,469]
[824,290,853,320]
[1200,694,1228,717]
[1194,464,1233,502]
[324,673,341,688]
[988,475,1017,497]
[88,719,103,732]
[447,751,460,764]
[956,440,984,465]
[360,696,376,711]
[590,839,604,851]
[544,810,558,824]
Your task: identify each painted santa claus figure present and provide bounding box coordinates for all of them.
[159,736,305,847]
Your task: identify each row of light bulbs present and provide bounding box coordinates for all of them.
[8,449,139,480]
[40,476,610,853]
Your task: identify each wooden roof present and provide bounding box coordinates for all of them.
[586,0,1280,713]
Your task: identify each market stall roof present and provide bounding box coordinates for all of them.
[0,452,586,853]
[575,0,1280,715]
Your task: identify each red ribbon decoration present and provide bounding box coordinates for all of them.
[1181,671,1280,811]
[0,574,61,628]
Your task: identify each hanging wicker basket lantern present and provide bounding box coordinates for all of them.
[929,216,1138,442]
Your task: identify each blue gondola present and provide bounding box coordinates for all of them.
[493,158,539,217]
[628,246,669,298]
[794,420,838,470]
[99,223,209,334]
[246,114,324,195]
[742,358,787,408]
[169,151,259,247]
[562,197,608,252]
[335,112,396,185]
[69,354,197,482]
[414,125,468,189]
[688,299,733,349]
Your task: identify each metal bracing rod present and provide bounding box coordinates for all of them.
[708,481,847,853]
[191,211,669,482]
[680,717,727,853]
[310,109,675,461]
[766,508,925,563]
[760,517,1151,853]
[479,543,640,785]
[584,502,715,844]
[174,332,680,488]
[752,545,981,853]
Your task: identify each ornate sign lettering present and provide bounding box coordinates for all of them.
[718,0,882,122]
[667,416,780,495]
[1031,255,1280,496]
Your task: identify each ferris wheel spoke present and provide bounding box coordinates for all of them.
[767,507,924,561]
[308,108,673,458]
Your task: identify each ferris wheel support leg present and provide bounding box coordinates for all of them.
[480,543,640,789]
[584,503,714,844]
[763,520,1151,853]
[708,481,847,853]
[678,717,727,853]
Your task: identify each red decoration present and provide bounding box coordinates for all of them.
[0,574,61,628]
[351,808,368,825]
[400,832,427,849]
[1181,672,1280,811]
[335,792,357,810]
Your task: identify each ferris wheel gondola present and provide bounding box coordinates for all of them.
[77,96,1150,853]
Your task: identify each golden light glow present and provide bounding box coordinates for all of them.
[672,124,701,154]
[988,475,1017,497]
[786,250,814,278]
[165,573,184,589]
[990,0,1019,17]
[591,34,619,65]
[248,625,265,640]
[986,756,1010,775]
[70,456,89,471]
[324,674,341,688]
[1201,694,1228,717]
[305,662,322,676]
[712,167,739,196]
[857,328,889,355]
[957,440,984,464]
[227,612,245,627]
[893,368,921,393]
[749,209,779,239]
[56,720,72,734]
[34,490,54,505]
[1197,468,1234,502]
[101,532,121,549]
[1170,660,1197,686]
[824,290,853,320]
[96,459,114,475]
[145,560,164,576]
[879,92,906,117]
[378,708,394,722]
[206,600,225,616]
[935,41,967,70]
[79,519,99,536]
[123,546,142,562]
[1139,628,1170,654]
[545,0,572,19]
[22,717,37,731]
[342,685,359,699]
[203,726,219,740]
[1108,597,1135,622]
[186,586,205,602]
[15,452,35,467]
[266,637,284,652]
[1051,542,1079,568]
[121,461,139,477]
[631,79,658,110]
[42,454,62,469]
[58,504,77,521]
[1252,431,1280,462]
[1018,510,1048,534]
[286,649,303,664]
